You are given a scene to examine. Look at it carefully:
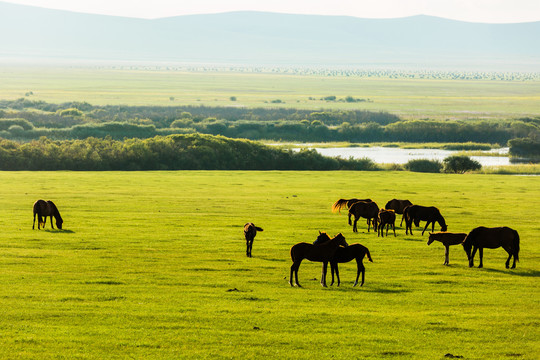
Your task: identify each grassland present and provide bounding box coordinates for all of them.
[0,171,538,359]
[1,66,539,120]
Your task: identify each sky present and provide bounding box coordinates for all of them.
[3,0,540,23]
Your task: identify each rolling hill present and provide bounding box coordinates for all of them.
[0,1,539,70]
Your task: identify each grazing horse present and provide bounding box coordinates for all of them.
[348,201,379,232]
[243,223,263,257]
[462,226,520,269]
[33,200,63,230]
[289,232,348,287]
[378,209,396,237]
[428,232,467,265]
[404,205,447,236]
[385,199,413,226]
[314,232,373,287]
[331,198,372,214]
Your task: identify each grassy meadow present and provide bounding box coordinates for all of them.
[1,66,540,120]
[0,170,538,359]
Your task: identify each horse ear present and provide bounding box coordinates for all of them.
[319,231,321,235]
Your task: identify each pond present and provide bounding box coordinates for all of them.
[307,146,511,166]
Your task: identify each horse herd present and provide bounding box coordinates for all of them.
[246,197,521,288]
[31,198,520,289]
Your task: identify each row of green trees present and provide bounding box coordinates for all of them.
[0,134,380,171]
[2,117,538,146]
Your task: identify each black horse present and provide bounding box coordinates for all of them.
[404,205,447,235]
[33,200,63,230]
[462,226,520,269]
[314,233,373,287]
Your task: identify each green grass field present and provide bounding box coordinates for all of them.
[0,171,538,359]
[1,66,539,120]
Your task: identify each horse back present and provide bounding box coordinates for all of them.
[467,226,518,249]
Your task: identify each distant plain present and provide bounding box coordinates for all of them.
[1,66,539,120]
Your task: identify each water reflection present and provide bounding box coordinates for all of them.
[310,147,511,166]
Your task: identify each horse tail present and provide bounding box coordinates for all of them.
[365,247,373,263]
[512,229,520,262]
[332,199,349,213]
[33,202,43,226]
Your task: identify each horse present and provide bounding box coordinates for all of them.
[289,232,348,287]
[33,200,63,230]
[462,226,520,269]
[378,209,396,237]
[331,198,372,214]
[404,205,447,236]
[427,232,467,265]
[244,223,263,257]
[348,200,379,233]
[385,199,412,226]
[314,232,373,287]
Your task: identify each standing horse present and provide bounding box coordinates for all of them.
[462,226,520,269]
[404,205,447,236]
[314,232,373,286]
[378,209,396,237]
[331,198,372,214]
[348,201,379,233]
[428,232,467,265]
[289,232,348,287]
[244,223,263,257]
[385,199,413,226]
[33,200,63,230]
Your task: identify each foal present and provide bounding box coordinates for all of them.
[244,223,263,257]
[378,209,396,237]
[427,232,467,265]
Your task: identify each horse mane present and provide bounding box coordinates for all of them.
[48,201,63,221]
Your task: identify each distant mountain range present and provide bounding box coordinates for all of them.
[1,1,539,70]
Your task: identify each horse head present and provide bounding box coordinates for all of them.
[56,218,63,230]
[314,231,331,245]
[427,232,435,245]
[334,233,348,247]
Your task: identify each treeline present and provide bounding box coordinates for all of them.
[0,134,378,171]
[1,100,539,150]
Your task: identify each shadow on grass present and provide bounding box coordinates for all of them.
[42,229,75,234]
[482,267,540,277]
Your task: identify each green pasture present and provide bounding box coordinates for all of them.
[1,66,539,120]
[0,171,538,359]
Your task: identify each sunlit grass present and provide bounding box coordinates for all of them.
[0,171,538,359]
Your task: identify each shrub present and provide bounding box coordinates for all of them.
[442,155,482,173]
[404,159,442,173]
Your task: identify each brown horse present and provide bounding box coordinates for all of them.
[404,205,447,235]
[244,223,263,257]
[348,200,379,232]
[378,209,396,237]
[314,232,373,287]
[33,200,63,230]
[331,198,372,214]
[289,232,348,287]
[385,199,413,226]
[428,232,467,265]
[462,226,520,269]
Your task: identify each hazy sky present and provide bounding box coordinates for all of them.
[4,0,540,23]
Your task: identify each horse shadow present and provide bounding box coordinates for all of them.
[482,268,540,277]
[43,229,75,234]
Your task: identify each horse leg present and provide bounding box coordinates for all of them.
[290,260,302,287]
[444,244,450,265]
[330,262,337,286]
[478,248,484,268]
[321,262,328,287]
[33,213,36,230]
[334,262,340,286]
[421,221,431,236]
[348,213,352,226]
[392,223,396,237]
[400,214,404,227]
[469,246,478,267]
[353,217,358,232]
